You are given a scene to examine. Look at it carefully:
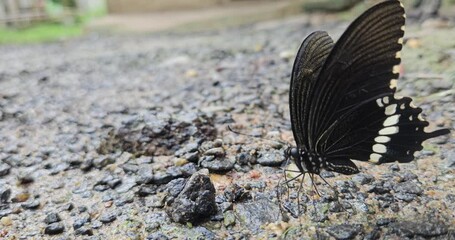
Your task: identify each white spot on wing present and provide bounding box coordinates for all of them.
[384,115,400,126]
[390,79,397,89]
[375,136,391,143]
[383,96,389,104]
[393,65,400,74]
[418,114,425,121]
[373,144,387,153]
[369,153,382,163]
[376,99,384,107]
[395,52,401,59]
[385,104,397,115]
[398,38,404,44]
[379,126,399,135]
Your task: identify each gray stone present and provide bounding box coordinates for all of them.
[0,187,11,203]
[165,169,217,223]
[0,163,11,176]
[99,212,117,223]
[352,173,375,185]
[389,220,448,237]
[73,214,91,229]
[44,222,65,235]
[200,156,235,172]
[326,224,363,240]
[44,213,61,224]
[393,182,423,195]
[257,150,285,166]
[234,198,280,234]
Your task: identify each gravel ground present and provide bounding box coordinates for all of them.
[0,14,454,239]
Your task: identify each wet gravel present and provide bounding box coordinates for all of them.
[0,13,454,239]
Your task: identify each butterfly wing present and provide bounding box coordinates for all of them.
[289,31,334,150]
[301,0,449,173]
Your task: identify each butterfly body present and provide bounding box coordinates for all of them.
[288,0,450,176]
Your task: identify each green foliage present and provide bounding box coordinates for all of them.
[0,23,82,44]
[0,0,107,44]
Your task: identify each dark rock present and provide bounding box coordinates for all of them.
[352,173,375,185]
[175,142,199,157]
[94,175,122,191]
[137,185,157,197]
[182,151,199,163]
[179,162,198,177]
[49,162,70,175]
[364,228,381,240]
[393,182,423,195]
[394,193,416,202]
[75,226,93,236]
[224,184,251,202]
[389,220,448,237]
[166,178,186,197]
[80,158,94,171]
[234,197,280,234]
[61,203,74,211]
[152,171,174,185]
[200,156,235,172]
[44,222,65,235]
[147,232,169,240]
[257,150,285,166]
[329,202,343,213]
[320,171,335,178]
[102,193,115,202]
[446,194,455,203]
[44,213,61,224]
[0,163,11,176]
[326,224,363,240]
[136,165,154,184]
[0,187,11,203]
[204,147,225,157]
[444,149,455,168]
[122,163,139,174]
[78,206,88,213]
[377,218,395,226]
[236,152,255,165]
[21,199,40,209]
[99,212,117,223]
[165,169,217,223]
[388,164,400,172]
[116,177,137,193]
[367,181,391,195]
[0,208,12,217]
[18,172,34,184]
[400,171,418,182]
[91,220,103,229]
[114,192,135,206]
[73,214,91,229]
[93,156,115,169]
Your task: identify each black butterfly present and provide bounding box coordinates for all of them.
[287,0,450,176]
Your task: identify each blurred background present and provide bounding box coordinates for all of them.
[1,0,455,44]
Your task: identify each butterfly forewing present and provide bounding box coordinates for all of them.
[290,31,333,149]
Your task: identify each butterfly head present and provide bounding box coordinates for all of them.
[286,147,324,175]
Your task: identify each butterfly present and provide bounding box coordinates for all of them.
[287,0,450,176]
